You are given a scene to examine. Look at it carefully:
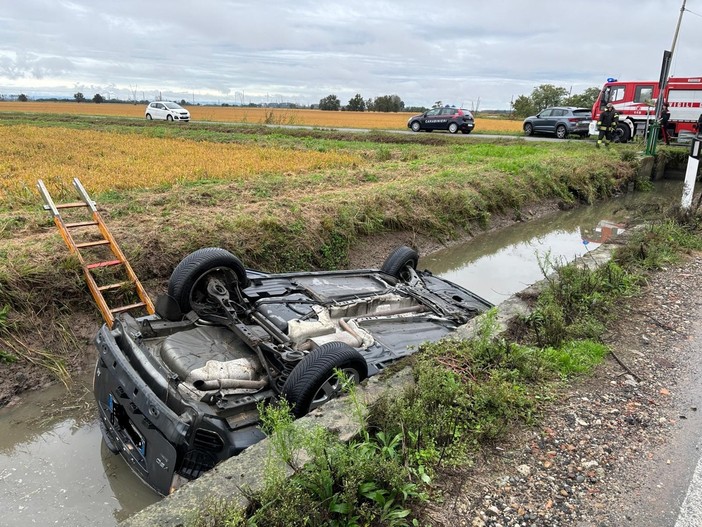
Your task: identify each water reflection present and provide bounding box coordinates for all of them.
[0,377,159,527]
[424,181,682,304]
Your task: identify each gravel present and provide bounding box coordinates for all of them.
[424,254,702,526]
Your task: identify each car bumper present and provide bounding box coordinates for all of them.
[94,324,188,495]
[93,323,265,495]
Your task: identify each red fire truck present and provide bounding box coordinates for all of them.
[590,77,702,143]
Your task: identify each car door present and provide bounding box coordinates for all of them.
[423,108,442,130]
[439,107,457,130]
[533,109,554,132]
[149,103,163,120]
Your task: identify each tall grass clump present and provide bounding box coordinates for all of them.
[523,257,639,348]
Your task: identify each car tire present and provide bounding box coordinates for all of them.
[145,114,153,120]
[167,114,173,121]
[380,245,419,282]
[448,122,459,134]
[556,125,568,139]
[612,123,630,143]
[410,121,421,132]
[168,247,249,315]
[282,342,368,418]
[461,129,472,135]
[524,123,533,136]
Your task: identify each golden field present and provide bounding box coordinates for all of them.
[0,101,524,133]
[0,124,364,205]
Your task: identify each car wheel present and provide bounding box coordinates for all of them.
[612,123,630,143]
[461,129,472,135]
[167,114,173,121]
[168,247,249,315]
[380,245,419,282]
[556,125,567,139]
[145,114,152,120]
[524,123,533,136]
[448,122,459,134]
[410,121,421,132]
[282,342,368,418]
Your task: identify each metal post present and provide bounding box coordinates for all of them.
[645,1,686,155]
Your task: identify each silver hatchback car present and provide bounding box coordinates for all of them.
[523,107,591,139]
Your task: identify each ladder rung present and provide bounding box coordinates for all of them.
[55,202,89,209]
[86,259,122,269]
[98,281,131,292]
[75,239,110,248]
[110,302,146,314]
[65,221,99,228]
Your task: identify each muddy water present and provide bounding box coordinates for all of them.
[0,378,159,527]
[0,181,684,526]
[423,181,683,304]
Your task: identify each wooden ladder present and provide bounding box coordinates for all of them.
[37,178,155,327]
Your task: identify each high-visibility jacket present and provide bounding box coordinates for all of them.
[597,109,618,131]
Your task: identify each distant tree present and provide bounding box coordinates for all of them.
[562,87,600,109]
[74,92,85,103]
[433,101,443,108]
[92,93,104,104]
[366,98,374,111]
[179,99,188,106]
[371,94,405,112]
[346,93,365,112]
[319,94,341,111]
[530,84,568,112]
[17,93,28,102]
[511,95,537,118]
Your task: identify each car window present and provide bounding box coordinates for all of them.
[539,109,553,117]
[164,103,183,110]
[427,109,441,116]
[609,86,626,103]
[553,109,567,117]
[572,109,591,117]
[634,85,655,104]
[440,108,455,115]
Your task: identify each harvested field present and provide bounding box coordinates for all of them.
[0,101,524,133]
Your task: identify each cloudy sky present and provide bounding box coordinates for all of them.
[1,0,700,110]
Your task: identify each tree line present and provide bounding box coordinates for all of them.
[318,93,424,113]
[511,85,601,118]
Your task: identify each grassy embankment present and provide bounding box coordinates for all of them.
[0,112,641,388]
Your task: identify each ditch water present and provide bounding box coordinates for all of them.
[0,180,685,526]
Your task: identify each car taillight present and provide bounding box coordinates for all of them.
[568,118,579,122]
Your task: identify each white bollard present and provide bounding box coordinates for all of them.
[681,139,701,210]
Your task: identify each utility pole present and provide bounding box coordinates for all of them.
[646,0,686,155]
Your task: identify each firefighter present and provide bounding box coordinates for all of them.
[659,103,671,145]
[596,103,618,147]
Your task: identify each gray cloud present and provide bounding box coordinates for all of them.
[0,0,699,108]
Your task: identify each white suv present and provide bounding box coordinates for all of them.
[144,101,190,122]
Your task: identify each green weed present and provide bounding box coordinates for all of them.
[524,257,639,347]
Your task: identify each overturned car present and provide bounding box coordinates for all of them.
[94,246,492,495]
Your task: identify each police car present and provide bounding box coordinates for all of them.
[407,106,475,134]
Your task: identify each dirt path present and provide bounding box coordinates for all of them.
[424,253,702,526]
